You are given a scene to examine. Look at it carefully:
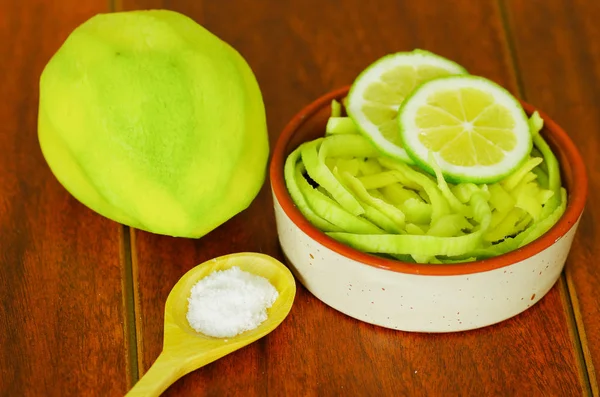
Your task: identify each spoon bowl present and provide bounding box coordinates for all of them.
[126,252,296,396]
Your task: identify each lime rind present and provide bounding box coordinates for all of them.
[346,50,468,164]
[398,75,532,184]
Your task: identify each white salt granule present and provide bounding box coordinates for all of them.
[186,266,279,338]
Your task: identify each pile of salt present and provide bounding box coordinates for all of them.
[186,266,279,338]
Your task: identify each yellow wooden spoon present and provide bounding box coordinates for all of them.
[125,252,296,396]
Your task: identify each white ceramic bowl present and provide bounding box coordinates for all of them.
[270,86,588,333]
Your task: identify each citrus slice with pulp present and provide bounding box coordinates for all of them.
[346,49,467,163]
[398,75,532,183]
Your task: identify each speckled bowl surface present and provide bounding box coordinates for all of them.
[270,86,587,332]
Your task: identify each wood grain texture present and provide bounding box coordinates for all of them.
[0,1,130,396]
[503,0,600,391]
[120,1,590,396]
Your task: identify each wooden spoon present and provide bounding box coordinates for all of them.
[125,252,296,396]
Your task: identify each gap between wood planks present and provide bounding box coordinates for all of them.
[497,0,595,395]
[120,225,139,387]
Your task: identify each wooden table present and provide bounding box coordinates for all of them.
[1,1,598,396]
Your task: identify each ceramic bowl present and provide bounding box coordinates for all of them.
[270,86,587,333]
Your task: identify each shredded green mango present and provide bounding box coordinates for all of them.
[330,99,342,117]
[400,198,432,224]
[378,158,451,223]
[501,157,543,191]
[427,214,473,237]
[451,183,481,204]
[329,158,361,176]
[430,153,473,218]
[282,106,568,264]
[327,192,491,257]
[380,184,423,205]
[301,138,364,216]
[339,171,406,228]
[405,223,426,235]
[357,158,382,176]
[295,164,381,234]
[518,188,567,247]
[488,184,515,214]
[326,117,359,135]
[283,145,341,232]
[359,171,413,190]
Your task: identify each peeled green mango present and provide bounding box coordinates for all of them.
[38,10,269,238]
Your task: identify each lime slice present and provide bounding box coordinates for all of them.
[346,49,468,163]
[398,75,531,183]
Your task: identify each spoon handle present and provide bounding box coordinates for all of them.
[125,351,185,397]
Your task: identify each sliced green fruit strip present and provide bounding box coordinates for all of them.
[400,198,432,224]
[326,230,485,256]
[512,180,544,221]
[490,207,509,230]
[325,158,336,171]
[514,212,533,233]
[358,158,383,176]
[330,158,361,176]
[501,157,543,191]
[380,183,423,205]
[456,241,516,260]
[533,134,562,219]
[537,189,555,205]
[320,134,380,158]
[429,153,473,218]
[295,163,382,234]
[532,165,549,189]
[518,187,567,247]
[326,117,359,135]
[301,138,365,216]
[412,254,435,263]
[467,188,565,258]
[531,146,544,159]
[327,192,491,257]
[528,111,544,137]
[359,171,406,190]
[437,256,477,264]
[361,205,404,234]
[427,214,473,237]
[484,207,527,242]
[325,167,402,234]
[389,254,417,262]
[339,171,406,228]
[487,183,515,214]
[331,99,342,117]
[451,183,481,204]
[405,223,426,235]
[528,111,561,203]
[283,145,341,232]
[285,97,565,264]
[379,157,450,223]
[367,188,388,200]
[317,186,330,196]
[360,169,423,190]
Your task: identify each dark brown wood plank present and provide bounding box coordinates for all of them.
[504,0,600,392]
[122,1,589,395]
[0,1,131,396]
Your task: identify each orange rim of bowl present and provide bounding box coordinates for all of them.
[269,86,588,276]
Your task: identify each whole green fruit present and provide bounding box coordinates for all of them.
[38,10,268,238]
